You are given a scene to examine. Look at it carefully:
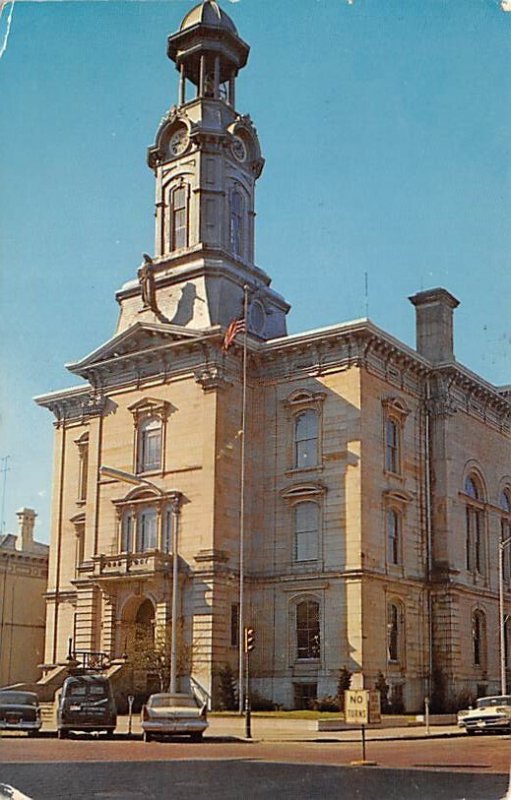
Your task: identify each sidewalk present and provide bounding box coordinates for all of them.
[111,714,465,742]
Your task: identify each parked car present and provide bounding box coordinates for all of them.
[0,690,41,735]
[57,674,117,739]
[141,692,208,742]
[459,695,511,734]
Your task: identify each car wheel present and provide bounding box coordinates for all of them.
[143,731,152,743]
[27,730,38,737]
[465,729,475,736]
[58,729,68,740]
[105,730,114,739]
[191,733,203,743]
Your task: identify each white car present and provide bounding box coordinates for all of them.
[460,695,511,735]
[141,693,208,742]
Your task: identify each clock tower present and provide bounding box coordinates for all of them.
[115,0,289,340]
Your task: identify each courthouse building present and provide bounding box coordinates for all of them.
[36,2,511,711]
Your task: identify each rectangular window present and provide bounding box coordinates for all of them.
[142,428,161,472]
[78,444,88,502]
[230,604,239,647]
[466,506,484,574]
[172,187,187,251]
[387,510,400,565]
[385,419,399,474]
[121,513,135,552]
[294,410,319,469]
[296,600,320,660]
[295,503,319,562]
[138,509,157,551]
[502,521,511,582]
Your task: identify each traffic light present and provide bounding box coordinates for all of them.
[244,627,255,653]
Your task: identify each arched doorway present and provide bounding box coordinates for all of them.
[118,596,156,659]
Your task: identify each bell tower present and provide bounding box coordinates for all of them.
[115,0,289,340]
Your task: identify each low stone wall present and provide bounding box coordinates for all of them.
[317,714,457,731]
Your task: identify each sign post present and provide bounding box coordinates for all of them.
[345,689,381,765]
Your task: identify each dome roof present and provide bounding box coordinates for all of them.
[180,1,238,35]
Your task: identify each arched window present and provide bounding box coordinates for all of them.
[464,474,485,574]
[295,502,319,562]
[296,600,320,660]
[387,509,401,566]
[170,185,188,251]
[387,601,404,663]
[294,410,319,469]
[230,188,243,258]
[385,418,400,474]
[473,610,486,668]
[137,417,162,473]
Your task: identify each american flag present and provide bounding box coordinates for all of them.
[222,318,246,351]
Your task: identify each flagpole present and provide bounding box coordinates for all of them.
[238,285,249,714]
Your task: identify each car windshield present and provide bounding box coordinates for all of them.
[477,696,511,708]
[150,694,198,709]
[0,692,37,706]
[66,681,109,699]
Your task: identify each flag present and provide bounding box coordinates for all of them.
[223,318,246,351]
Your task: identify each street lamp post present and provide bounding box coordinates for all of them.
[498,536,511,695]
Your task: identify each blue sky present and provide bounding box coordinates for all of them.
[1,0,510,543]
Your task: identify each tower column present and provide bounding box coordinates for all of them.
[179,64,186,106]
[199,54,206,98]
[229,72,235,108]
[214,56,220,99]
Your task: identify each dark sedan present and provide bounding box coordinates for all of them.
[0,690,42,735]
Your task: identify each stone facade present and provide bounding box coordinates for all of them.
[0,509,49,686]
[36,2,511,712]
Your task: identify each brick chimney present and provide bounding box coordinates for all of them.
[16,507,37,552]
[409,288,459,364]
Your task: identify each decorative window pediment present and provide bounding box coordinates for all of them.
[383,489,413,505]
[281,483,326,502]
[128,397,171,423]
[285,389,326,409]
[382,396,411,419]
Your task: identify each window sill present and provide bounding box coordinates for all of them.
[285,465,324,477]
[136,468,163,478]
[383,469,405,482]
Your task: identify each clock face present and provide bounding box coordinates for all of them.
[169,128,189,157]
[231,136,247,163]
[249,300,265,335]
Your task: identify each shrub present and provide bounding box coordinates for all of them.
[215,663,237,711]
[312,695,340,712]
[374,671,391,714]
[337,667,352,711]
[250,691,279,711]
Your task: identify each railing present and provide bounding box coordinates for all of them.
[189,675,211,710]
[68,650,110,672]
[92,550,173,577]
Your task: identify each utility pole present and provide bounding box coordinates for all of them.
[0,456,11,535]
